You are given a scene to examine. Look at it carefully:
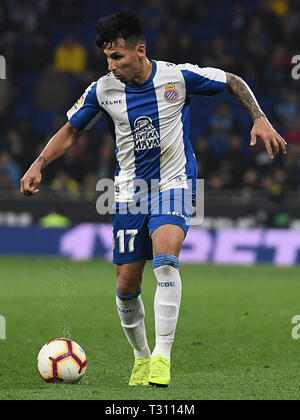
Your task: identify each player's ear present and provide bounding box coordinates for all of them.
[136,43,146,58]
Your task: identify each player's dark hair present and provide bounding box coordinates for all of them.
[95,11,145,49]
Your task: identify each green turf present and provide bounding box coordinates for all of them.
[0,257,300,400]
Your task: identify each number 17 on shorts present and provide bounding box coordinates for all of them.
[116,229,138,254]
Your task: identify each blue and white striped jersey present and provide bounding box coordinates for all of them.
[67,60,226,202]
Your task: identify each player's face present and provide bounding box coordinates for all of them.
[103,39,146,84]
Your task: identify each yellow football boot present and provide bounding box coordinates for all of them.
[128,357,151,386]
[149,354,171,387]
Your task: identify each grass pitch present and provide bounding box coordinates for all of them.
[0,257,300,400]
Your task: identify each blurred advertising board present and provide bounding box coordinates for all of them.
[1,225,300,266]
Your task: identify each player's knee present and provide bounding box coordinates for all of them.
[116,273,142,297]
[116,284,142,301]
[115,263,142,296]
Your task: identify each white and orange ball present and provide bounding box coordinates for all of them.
[37,338,87,383]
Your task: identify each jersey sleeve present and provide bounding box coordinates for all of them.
[179,63,227,97]
[67,82,102,131]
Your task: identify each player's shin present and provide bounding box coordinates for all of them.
[116,290,151,359]
[152,254,182,361]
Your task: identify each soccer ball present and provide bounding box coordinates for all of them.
[37,338,87,383]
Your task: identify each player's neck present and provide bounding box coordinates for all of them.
[131,58,152,85]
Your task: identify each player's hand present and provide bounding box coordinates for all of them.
[20,165,42,196]
[250,117,287,159]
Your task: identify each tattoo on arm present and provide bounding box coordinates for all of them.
[36,156,48,170]
[225,73,266,121]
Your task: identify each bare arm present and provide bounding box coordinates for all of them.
[225,72,287,159]
[20,122,81,196]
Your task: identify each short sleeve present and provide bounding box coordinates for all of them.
[179,63,227,96]
[67,82,102,131]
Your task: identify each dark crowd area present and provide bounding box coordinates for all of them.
[0,0,300,210]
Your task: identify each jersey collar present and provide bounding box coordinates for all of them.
[125,60,157,89]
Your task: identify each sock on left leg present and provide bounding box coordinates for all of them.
[152,254,182,361]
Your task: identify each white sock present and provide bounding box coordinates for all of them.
[116,294,151,359]
[152,263,182,361]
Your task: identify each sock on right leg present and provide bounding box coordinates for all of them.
[116,292,151,359]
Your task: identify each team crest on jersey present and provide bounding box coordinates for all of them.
[133,116,160,151]
[164,83,179,103]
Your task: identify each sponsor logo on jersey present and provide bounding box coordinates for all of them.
[164,83,179,103]
[133,116,160,151]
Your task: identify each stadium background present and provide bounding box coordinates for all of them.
[0,0,300,264]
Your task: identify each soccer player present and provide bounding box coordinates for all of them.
[20,11,287,387]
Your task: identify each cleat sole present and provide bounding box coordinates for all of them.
[149,381,169,388]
